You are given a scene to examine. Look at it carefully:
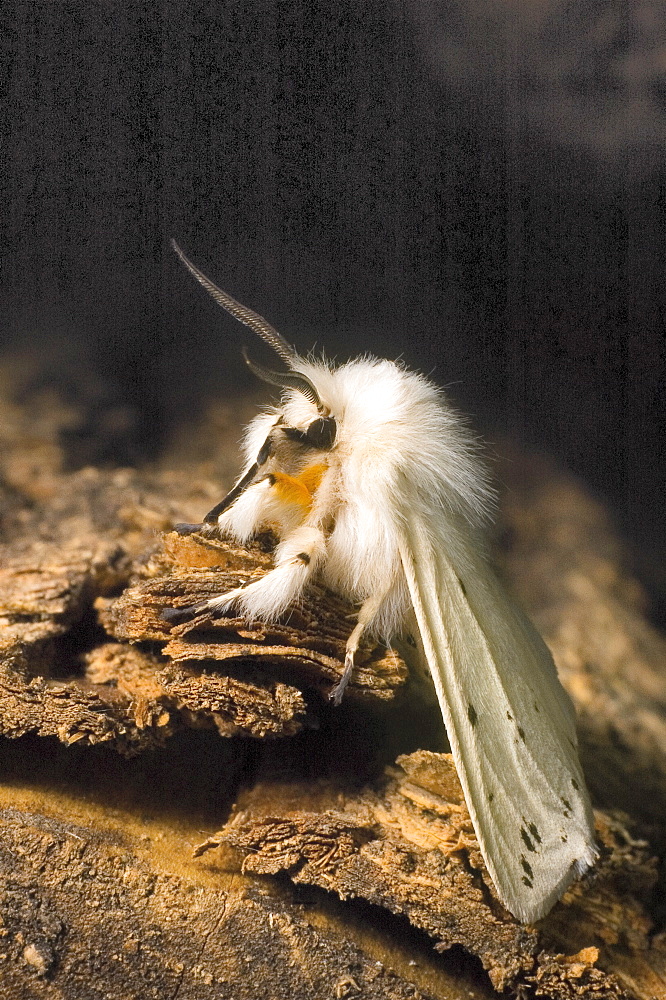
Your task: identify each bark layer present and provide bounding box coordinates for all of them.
[0,369,664,998]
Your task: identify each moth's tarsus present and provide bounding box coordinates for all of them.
[329,656,355,706]
[160,603,207,624]
[173,521,213,536]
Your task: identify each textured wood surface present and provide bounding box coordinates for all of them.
[0,364,665,998]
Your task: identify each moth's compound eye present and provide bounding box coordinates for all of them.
[305,416,336,449]
[283,416,336,450]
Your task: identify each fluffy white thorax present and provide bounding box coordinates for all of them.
[235,355,495,640]
[292,356,495,525]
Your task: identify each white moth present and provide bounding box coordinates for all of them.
[167,240,598,923]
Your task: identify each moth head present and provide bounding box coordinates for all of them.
[171,239,336,450]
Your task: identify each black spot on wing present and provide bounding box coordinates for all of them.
[522,876,533,888]
[517,726,526,742]
[520,828,536,853]
[528,823,542,844]
[467,703,478,727]
[520,856,534,880]
[571,778,580,791]
[488,791,494,803]
[456,577,467,597]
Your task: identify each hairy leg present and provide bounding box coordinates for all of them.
[329,589,389,706]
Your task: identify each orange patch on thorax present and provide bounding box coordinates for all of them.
[271,463,327,512]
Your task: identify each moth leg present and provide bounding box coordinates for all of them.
[159,586,251,624]
[204,524,327,621]
[204,423,277,525]
[216,477,276,543]
[171,521,218,537]
[160,601,211,624]
[212,464,336,617]
[329,590,387,706]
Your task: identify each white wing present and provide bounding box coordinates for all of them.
[398,510,598,923]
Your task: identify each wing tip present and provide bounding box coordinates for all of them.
[503,836,600,924]
[573,840,600,878]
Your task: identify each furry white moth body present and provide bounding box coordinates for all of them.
[168,241,598,923]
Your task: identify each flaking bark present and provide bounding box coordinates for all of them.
[0,367,664,998]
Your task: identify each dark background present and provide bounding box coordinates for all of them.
[3,1,665,617]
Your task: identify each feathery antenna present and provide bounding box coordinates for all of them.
[241,347,323,410]
[171,239,296,364]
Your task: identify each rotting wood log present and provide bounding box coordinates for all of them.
[0,367,665,998]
